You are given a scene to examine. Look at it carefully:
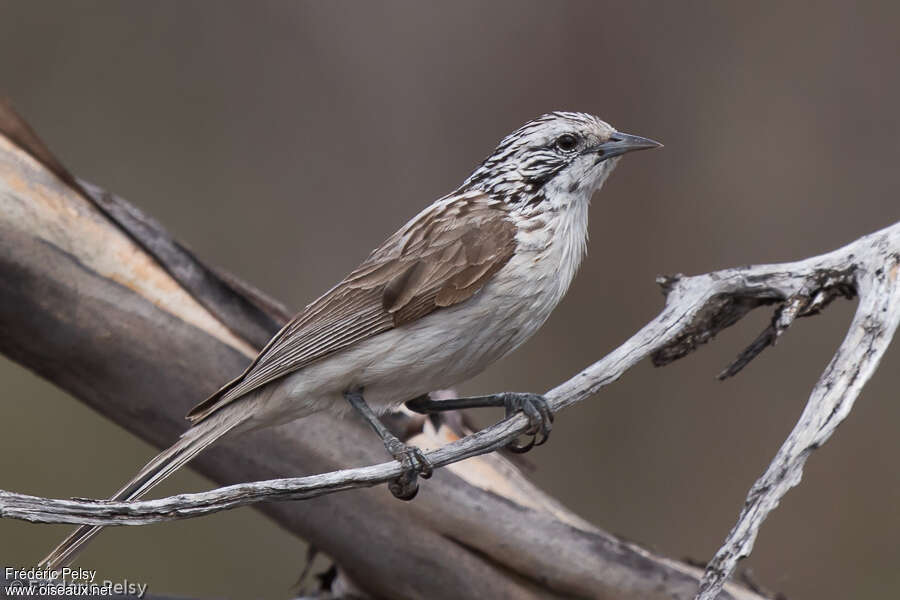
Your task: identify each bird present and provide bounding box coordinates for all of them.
[40,111,660,569]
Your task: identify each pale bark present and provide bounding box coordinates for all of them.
[1,102,856,600]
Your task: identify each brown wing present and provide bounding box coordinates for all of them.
[186,191,516,424]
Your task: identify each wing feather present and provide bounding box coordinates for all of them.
[187,192,516,423]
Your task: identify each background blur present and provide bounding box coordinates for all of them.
[2,1,899,598]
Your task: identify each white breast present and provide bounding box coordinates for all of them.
[342,200,591,412]
[244,198,592,428]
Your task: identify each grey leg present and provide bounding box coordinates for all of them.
[406,392,553,453]
[345,387,432,500]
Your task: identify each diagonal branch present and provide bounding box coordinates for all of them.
[697,244,900,600]
[3,185,898,599]
[0,102,774,600]
[7,100,898,599]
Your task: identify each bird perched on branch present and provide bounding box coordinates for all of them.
[41,111,660,568]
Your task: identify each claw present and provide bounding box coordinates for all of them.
[385,439,433,500]
[406,446,433,479]
[507,435,536,454]
[502,393,554,453]
[388,471,419,501]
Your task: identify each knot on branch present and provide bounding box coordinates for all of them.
[655,273,684,297]
[651,294,776,367]
[651,266,858,376]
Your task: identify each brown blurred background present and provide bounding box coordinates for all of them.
[2,1,899,598]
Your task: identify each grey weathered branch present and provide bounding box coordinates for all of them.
[4,220,896,534]
[0,103,770,600]
[696,238,900,599]
[5,219,898,600]
[6,102,894,599]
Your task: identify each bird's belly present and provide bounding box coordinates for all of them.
[245,255,564,427]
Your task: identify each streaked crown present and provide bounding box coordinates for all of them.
[462,111,659,208]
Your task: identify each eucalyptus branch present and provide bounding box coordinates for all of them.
[4,221,898,600]
[0,103,770,600]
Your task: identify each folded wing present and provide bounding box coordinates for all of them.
[187,191,516,423]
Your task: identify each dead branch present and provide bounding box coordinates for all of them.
[8,102,889,599]
[1,222,893,521]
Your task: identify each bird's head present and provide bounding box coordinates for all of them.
[463,111,661,210]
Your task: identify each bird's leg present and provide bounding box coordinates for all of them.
[344,387,432,500]
[406,392,553,453]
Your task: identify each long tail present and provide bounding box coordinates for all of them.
[39,410,247,570]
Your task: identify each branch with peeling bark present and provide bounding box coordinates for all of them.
[1,220,892,513]
[0,102,769,600]
[5,101,895,599]
[6,218,897,600]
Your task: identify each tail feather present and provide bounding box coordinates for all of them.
[39,411,246,570]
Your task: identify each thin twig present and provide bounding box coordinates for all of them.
[3,223,898,600]
[697,239,900,600]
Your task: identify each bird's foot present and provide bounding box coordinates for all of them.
[502,393,554,453]
[384,437,433,501]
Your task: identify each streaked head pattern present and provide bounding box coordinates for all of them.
[463,111,660,210]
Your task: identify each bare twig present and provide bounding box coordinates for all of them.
[3,182,897,598]
[697,240,900,599]
[9,101,897,599]
[0,103,771,600]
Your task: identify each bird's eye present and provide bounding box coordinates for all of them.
[555,134,578,152]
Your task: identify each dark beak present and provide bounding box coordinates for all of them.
[591,131,662,160]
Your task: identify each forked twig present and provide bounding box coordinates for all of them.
[3,222,898,600]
